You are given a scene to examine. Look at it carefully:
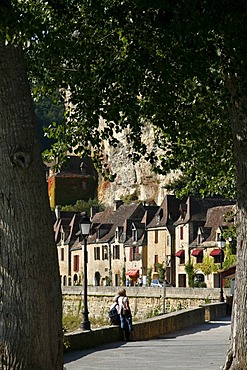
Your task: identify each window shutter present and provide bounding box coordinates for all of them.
[74,255,79,272]
[129,247,133,262]
[180,226,184,240]
[155,230,159,243]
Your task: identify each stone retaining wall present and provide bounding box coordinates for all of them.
[65,302,227,351]
[62,286,231,322]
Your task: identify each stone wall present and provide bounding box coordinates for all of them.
[65,302,227,351]
[62,286,231,323]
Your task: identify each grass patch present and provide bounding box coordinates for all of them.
[63,314,111,332]
[63,314,82,333]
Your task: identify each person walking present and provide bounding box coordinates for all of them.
[117,287,133,341]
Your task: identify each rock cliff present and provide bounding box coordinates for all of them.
[98,122,179,207]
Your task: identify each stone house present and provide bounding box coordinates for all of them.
[87,201,154,287]
[54,196,236,289]
[146,195,182,286]
[174,197,236,287]
[53,207,82,286]
[190,204,236,288]
[124,205,158,286]
[47,155,97,209]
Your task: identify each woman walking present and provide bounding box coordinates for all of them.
[117,288,133,341]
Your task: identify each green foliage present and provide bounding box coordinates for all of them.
[61,198,104,214]
[222,226,237,255]
[34,90,65,151]
[104,276,111,286]
[195,255,218,277]
[194,281,207,288]
[62,314,81,333]
[155,262,166,282]
[6,0,238,196]
[3,1,247,196]
[147,267,152,287]
[204,295,211,304]
[184,262,196,287]
[223,251,237,270]
[120,190,139,204]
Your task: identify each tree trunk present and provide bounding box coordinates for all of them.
[0,44,63,369]
[222,81,247,370]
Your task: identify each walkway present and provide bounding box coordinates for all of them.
[63,316,231,370]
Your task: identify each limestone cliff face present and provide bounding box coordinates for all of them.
[98,123,179,207]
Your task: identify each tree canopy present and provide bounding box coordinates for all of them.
[3,1,243,197]
[2,2,247,368]
[15,0,246,199]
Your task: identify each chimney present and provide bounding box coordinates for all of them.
[55,205,61,220]
[114,200,123,211]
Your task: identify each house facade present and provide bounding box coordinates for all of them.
[146,195,181,286]
[53,207,82,286]
[47,155,97,209]
[54,196,236,290]
[174,197,236,287]
[190,204,236,288]
[87,202,155,286]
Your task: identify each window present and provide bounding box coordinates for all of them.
[191,249,203,263]
[132,224,138,241]
[94,247,100,260]
[61,248,64,261]
[133,246,141,261]
[175,250,185,264]
[180,226,184,240]
[196,253,203,264]
[102,245,108,260]
[179,253,185,265]
[155,230,159,244]
[113,245,120,259]
[178,274,186,287]
[154,255,158,272]
[73,255,79,272]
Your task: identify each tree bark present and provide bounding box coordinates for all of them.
[0,44,63,369]
[222,80,247,370]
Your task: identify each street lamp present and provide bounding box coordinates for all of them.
[217,235,226,303]
[79,212,92,331]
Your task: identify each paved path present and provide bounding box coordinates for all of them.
[64,317,231,370]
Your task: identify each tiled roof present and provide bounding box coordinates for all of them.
[53,211,82,245]
[174,196,236,225]
[191,204,236,246]
[88,203,146,244]
[147,195,181,228]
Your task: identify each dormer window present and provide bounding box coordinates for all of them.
[156,209,163,223]
[115,226,123,242]
[179,204,187,220]
[132,224,137,242]
[198,234,203,244]
[197,228,204,245]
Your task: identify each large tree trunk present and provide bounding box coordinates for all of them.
[0,44,63,369]
[222,83,247,370]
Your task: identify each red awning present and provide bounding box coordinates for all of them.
[191,248,203,256]
[126,269,139,278]
[175,250,185,257]
[210,249,221,256]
